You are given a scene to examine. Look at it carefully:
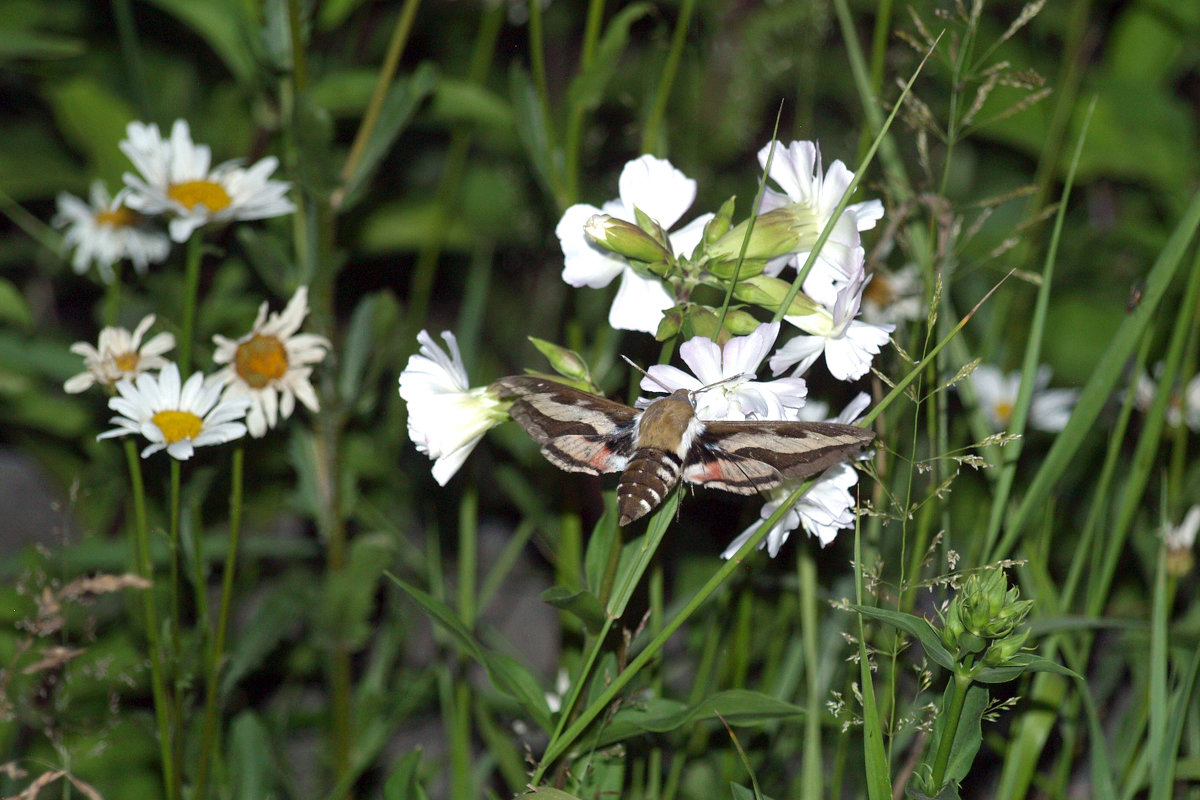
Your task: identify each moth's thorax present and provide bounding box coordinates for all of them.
[634,390,702,455]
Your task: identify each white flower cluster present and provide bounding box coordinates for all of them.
[54,119,294,281]
[400,140,895,557]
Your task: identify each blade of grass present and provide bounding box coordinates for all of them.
[980,97,1095,558]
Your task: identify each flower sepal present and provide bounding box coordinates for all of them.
[729,274,821,318]
[528,337,594,385]
[708,208,805,263]
[700,196,737,246]
[704,257,768,281]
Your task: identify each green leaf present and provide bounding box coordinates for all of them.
[518,790,585,800]
[584,491,618,592]
[590,690,803,748]
[566,4,652,112]
[388,573,553,732]
[606,489,680,618]
[227,711,276,800]
[972,653,1081,684]
[44,76,137,184]
[540,586,606,634]
[140,0,257,82]
[924,683,988,790]
[508,64,562,206]
[852,604,957,673]
[383,749,429,800]
[0,28,83,61]
[340,63,438,210]
[316,533,395,651]
[221,571,315,697]
[0,279,30,328]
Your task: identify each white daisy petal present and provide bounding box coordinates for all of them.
[64,314,177,394]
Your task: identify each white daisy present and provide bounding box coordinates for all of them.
[722,462,861,557]
[861,263,925,327]
[120,120,296,243]
[64,314,176,394]
[756,139,884,307]
[1132,366,1200,431]
[967,364,1078,432]
[639,322,808,421]
[99,363,250,460]
[557,155,710,334]
[771,249,894,382]
[209,286,330,438]
[53,180,170,282]
[399,330,507,485]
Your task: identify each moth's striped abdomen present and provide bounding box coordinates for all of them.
[618,449,683,526]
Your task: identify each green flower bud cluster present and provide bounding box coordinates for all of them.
[939,568,1033,670]
[582,196,826,344]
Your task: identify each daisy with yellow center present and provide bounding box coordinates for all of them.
[966,364,1078,433]
[64,314,176,394]
[119,120,296,243]
[98,364,250,460]
[53,180,170,282]
[209,286,330,438]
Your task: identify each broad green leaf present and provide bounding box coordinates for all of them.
[0,279,31,328]
[140,0,257,82]
[566,4,651,112]
[341,63,439,210]
[973,653,1081,684]
[316,533,396,651]
[389,574,553,732]
[0,29,83,61]
[852,604,957,673]
[228,711,275,800]
[508,64,562,207]
[590,690,803,748]
[540,586,606,634]
[45,76,137,184]
[584,491,619,593]
[221,571,316,697]
[923,682,988,791]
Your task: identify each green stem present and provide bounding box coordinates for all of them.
[337,0,422,201]
[930,671,973,791]
[110,0,150,115]
[167,458,184,783]
[124,440,179,800]
[563,0,608,205]
[641,0,695,156]
[195,445,245,800]
[178,236,203,376]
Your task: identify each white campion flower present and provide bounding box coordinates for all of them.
[639,322,808,421]
[556,155,711,334]
[967,364,1078,432]
[120,120,295,243]
[209,287,330,438]
[770,248,894,382]
[757,139,885,307]
[860,263,925,327]
[98,363,250,460]
[53,181,170,282]
[64,314,176,394]
[399,330,507,485]
[722,462,861,557]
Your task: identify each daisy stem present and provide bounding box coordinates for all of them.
[195,444,245,800]
[124,439,180,800]
[167,458,184,781]
[102,264,123,326]
[178,235,203,375]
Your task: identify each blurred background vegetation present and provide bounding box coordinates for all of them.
[1,0,1199,798]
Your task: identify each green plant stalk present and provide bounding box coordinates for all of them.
[167,458,184,782]
[110,0,150,114]
[124,439,179,800]
[930,671,973,791]
[194,444,245,800]
[404,4,504,350]
[562,0,609,205]
[178,236,203,376]
[641,0,694,156]
[286,0,307,91]
[981,98,1095,559]
[458,488,478,628]
[337,0,421,196]
[798,551,822,799]
[533,480,808,779]
[855,519,891,800]
[102,265,123,326]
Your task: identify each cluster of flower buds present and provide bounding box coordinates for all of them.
[939,568,1033,670]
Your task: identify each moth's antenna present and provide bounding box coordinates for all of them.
[621,354,675,394]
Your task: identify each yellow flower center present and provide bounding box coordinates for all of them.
[95,206,137,228]
[863,271,893,306]
[152,410,203,444]
[994,401,1014,425]
[168,180,232,212]
[234,334,289,389]
[114,351,140,372]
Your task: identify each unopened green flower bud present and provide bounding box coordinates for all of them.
[585,214,672,263]
[528,337,591,382]
[703,196,737,246]
[655,306,684,341]
[731,275,822,318]
[708,208,805,262]
[982,628,1030,667]
[940,600,964,652]
[723,308,763,336]
[955,569,1032,641]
